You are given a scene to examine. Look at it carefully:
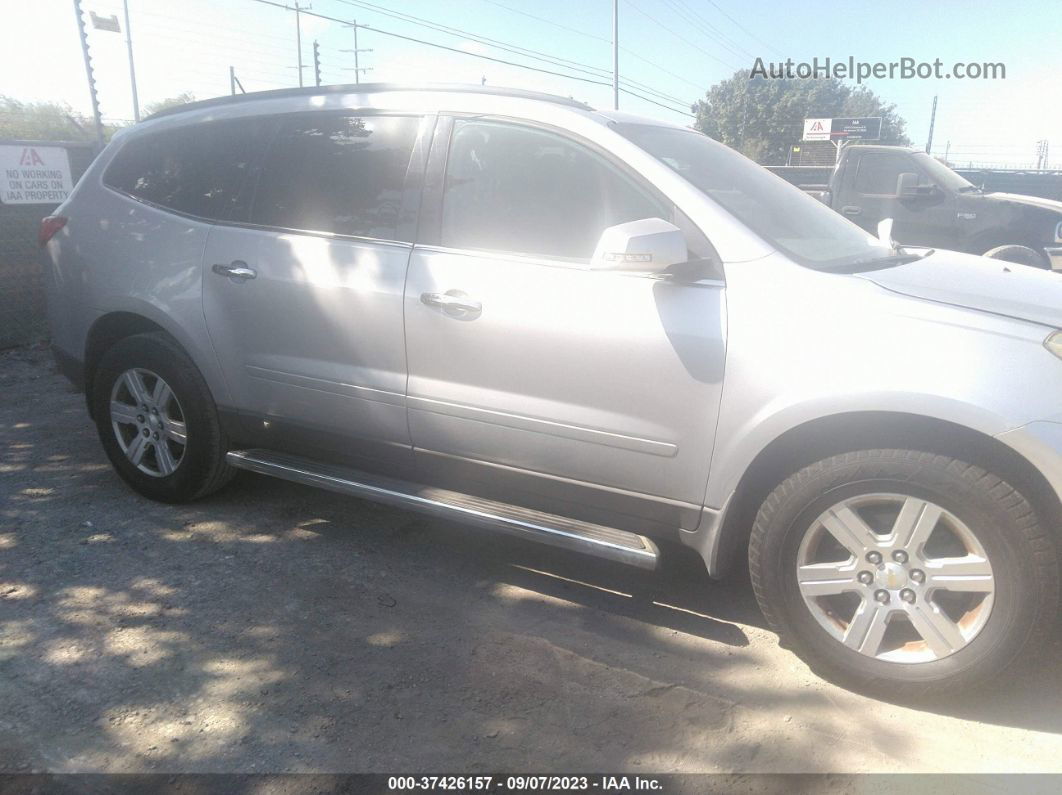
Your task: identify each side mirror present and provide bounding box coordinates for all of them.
[590,217,688,273]
[896,172,919,198]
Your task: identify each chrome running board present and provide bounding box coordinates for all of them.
[226,449,659,570]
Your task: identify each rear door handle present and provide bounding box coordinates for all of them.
[420,290,482,316]
[212,260,257,280]
[840,205,862,216]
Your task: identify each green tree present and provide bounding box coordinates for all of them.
[693,71,910,165]
[142,92,197,117]
[0,96,124,141]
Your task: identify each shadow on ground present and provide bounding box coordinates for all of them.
[1,345,1060,774]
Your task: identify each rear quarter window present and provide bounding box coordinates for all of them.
[103,117,275,221]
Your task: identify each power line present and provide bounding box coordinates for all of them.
[329,0,695,107]
[90,0,297,46]
[246,0,695,116]
[661,0,754,61]
[477,0,610,44]
[473,0,708,92]
[621,0,742,71]
[700,0,788,59]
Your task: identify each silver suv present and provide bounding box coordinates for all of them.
[42,84,1062,697]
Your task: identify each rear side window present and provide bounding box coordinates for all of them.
[250,113,420,241]
[103,117,273,220]
[853,153,913,196]
[440,120,668,260]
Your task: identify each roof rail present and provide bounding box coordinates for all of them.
[144,83,594,120]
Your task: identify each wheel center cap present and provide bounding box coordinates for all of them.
[147,413,162,430]
[876,561,908,589]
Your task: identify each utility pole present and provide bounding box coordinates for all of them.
[294,1,308,87]
[611,0,619,110]
[925,95,938,154]
[72,0,105,150]
[122,0,140,121]
[228,67,246,94]
[341,20,373,84]
[313,39,322,87]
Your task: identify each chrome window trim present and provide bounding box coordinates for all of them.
[208,218,415,249]
[101,186,417,249]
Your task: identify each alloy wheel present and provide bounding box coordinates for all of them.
[109,368,187,478]
[795,493,994,663]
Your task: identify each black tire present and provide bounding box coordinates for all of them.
[748,449,1059,698]
[91,331,235,503]
[983,244,1050,269]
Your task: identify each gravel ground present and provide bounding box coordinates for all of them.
[2,343,1062,775]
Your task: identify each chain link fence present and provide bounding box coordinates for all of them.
[0,140,96,349]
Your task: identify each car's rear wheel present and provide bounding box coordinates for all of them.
[749,449,1059,697]
[92,332,235,502]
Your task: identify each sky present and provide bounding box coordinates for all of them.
[2,0,1059,168]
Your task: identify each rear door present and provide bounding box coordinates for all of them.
[403,117,726,523]
[202,111,432,471]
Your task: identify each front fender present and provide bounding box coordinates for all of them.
[707,253,1062,510]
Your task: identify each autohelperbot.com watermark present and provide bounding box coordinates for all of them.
[751,56,1006,83]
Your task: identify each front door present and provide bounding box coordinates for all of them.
[846,151,957,247]
[403,118,726,519]
[202,111,431,470]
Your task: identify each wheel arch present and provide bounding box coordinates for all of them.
[968,227,1045,258]
[83,306,229,419]
[707,411,1062,578]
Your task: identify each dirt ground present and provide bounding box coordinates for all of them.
[2,343,1062,775]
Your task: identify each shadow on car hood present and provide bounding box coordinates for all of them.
[856,250,1062,328]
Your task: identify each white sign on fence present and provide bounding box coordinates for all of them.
[0,145,74,205]
[802,118,832,142]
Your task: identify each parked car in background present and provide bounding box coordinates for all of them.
[785,145,1062,269]
[41,84,1062,699]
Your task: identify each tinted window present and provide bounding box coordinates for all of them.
[853,153,913,195]
[251,113,419,240]
[909,151,976,192]
[104,118,272,220]
[441,120,667,260]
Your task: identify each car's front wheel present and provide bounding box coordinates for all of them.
[92,332,235,503]
[983,244,1050,268]
[749,449,1059,697]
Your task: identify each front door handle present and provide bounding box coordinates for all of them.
[420,290,482,317]
[840,205,862,216]
[212,261,257,281]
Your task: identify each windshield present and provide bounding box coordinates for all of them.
[909,151,977,192]
[613,122,896,270]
